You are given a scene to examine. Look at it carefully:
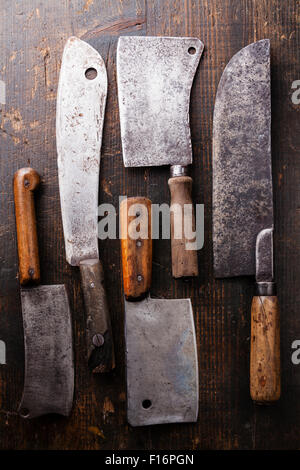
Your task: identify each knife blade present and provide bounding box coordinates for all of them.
[213,39,280,402]
[120,197,198,426]
[117,36,204,278]
[14,168,74,418]
[57,36,115,373]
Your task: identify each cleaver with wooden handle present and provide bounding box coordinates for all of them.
[14,168,74,418]
[117,36,204,278]
[57,37,115,373]
[120,197,198,426]
[213,40,280,403]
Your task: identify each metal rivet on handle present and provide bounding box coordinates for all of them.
[92,333,104,347]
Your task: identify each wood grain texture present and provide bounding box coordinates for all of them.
[250,296,281,403]
[0,0,298,450]
[14,168,40,285]
[120,197,152,300]
[168,175,198,278]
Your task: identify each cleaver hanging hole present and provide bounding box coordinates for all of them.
[85,67,97,80]
[188,47,196,55]
[142,399,152,409]
[19,407,30,419]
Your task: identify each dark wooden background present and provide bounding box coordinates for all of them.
[0,0,299,450]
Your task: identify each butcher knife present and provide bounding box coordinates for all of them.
[57,37,115,373]
[14,168,74,418]
[120,197,198,426]
[213,39,280,403]
[117,36,204,278]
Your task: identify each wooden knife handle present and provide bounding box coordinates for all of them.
[80,258,115,373]
[250,295,281,403]
[14,168,41,285]
[120,197,152,300]
[168,174,198,278]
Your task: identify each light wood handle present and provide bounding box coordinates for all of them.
[14,168,41,285]
[120,197,152,300]
[250,295,281,403]
[80,258,115,373]
[168,175,198,278]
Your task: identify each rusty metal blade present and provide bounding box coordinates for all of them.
[213,39,273,278]
[57,37,107,266]
[19,285,74,419]
[125,296,198,426]
[117,36,203,168]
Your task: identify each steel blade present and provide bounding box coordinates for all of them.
[19,285,74,419]
[117,36,203,168]
[256,227,274,282]
[125,296,198,426]
[57,37,107,266]
[213,39,273,278]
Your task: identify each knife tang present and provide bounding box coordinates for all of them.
[80,258,115,373]
[120,197,152,300]
[168,166,198,278]
[14,168,41,285]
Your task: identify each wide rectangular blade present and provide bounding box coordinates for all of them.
[213,39,273,278]
[19,285,74,419]
[117,36,203,168]
[57,37,107,266]
[125,296,198,426]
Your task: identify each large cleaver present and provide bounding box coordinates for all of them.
[57,37,115,373]
[213,40,280,403]
[120,197,198,426]
[117,37,204,279]
[14,168,74,418]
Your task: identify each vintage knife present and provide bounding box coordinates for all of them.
[120,197,198,426]
[57,37,115,373]
[14,168,74,418]
[117,36,204,278]
[213,39,280,403]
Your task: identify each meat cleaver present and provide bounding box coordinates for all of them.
[57,37,115,373]
[213,39,280,403]
[14,168,74,418]
[117,36,204,278]
[120,197,198,426]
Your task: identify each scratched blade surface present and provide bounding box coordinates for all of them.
[57,37,107,266]
[213,39,273,278]
[117,36,203,167]
[125,297,198,426]
[19,285,74,419]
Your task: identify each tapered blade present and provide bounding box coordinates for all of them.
[213,40,273,278]
[57,37,107,266]
[19,285,74,419]
[117,36,203,168]
[125,296,198,426]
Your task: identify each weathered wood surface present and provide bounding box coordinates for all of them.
[0,0,299,450]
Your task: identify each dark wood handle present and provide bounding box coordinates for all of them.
[120,197,152,300]
[250,296,281,403]
[14,168,41,285]
[168,175,198,278]
[80,258,115,373]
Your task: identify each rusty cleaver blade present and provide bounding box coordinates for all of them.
[213,40,280,403]
[14,168,74,419]
[57,37,115,373]
[120,197,198,426]
[117,36,204,279]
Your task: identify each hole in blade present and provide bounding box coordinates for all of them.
[19,407,30,418]
[188,47,196,55]
[142,399,152,409]
[85,67,97,80]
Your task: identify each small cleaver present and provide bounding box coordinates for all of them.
[120,197,198,426]
[14,168,74,418]
[213,40,280,403]
[57,37,115,373]
[117,36,204,278]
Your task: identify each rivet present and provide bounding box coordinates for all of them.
[92,333,104,347]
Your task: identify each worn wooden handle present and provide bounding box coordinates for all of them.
[14,168,41,285]
[250,296,281,403]
[80,258,115,373]
[120,197,152,300]
[168,175,198,278]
